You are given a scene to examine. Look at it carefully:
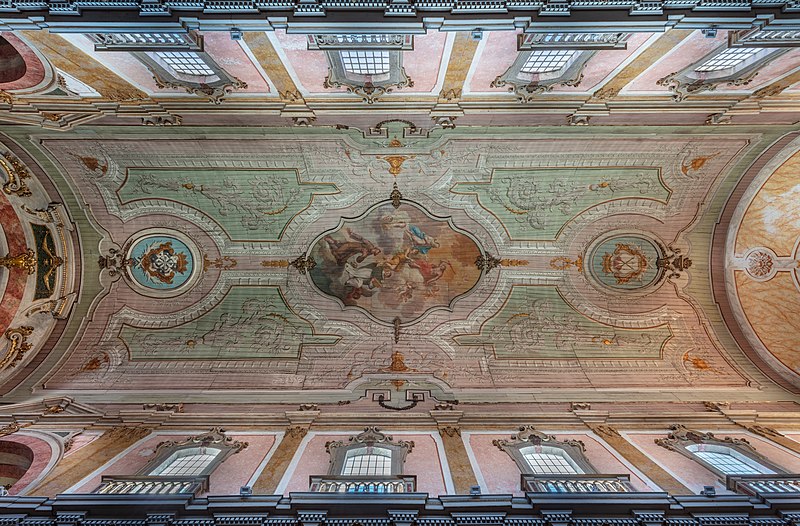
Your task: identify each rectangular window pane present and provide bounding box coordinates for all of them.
[523,452,579,475]
[695,47,760,72]
[521,50,575,74]
[340,51,390,75]
[156,51,215,76]
[342,453,392,476]
[693,451,764,475]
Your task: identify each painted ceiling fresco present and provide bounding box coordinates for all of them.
[1,123,797,403]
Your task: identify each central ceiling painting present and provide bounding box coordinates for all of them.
[309,201,482,325]
[2,123,793,402]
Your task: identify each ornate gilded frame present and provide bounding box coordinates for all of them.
[134,51,246,104]
[325,427,414,476]
[316,37,414,104]
[493,426,595,474]
[657,46,788,102]
[491,50,595,103]
[138,427,248,477]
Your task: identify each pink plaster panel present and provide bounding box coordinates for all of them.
[626,30,726,93]
[744,49,800,89]
[202,32,270,94]
[2,434,56,495]
[467,31,518,93]
[737,434,800,472]
[469,433,653,496]
[73,433,276,495]
[625,433,719,493]
[275,31,345,93]
[0,33,46,91]
[284,433,447,496]
[207,434,275,494]
[401,32,447,93]
[468,434,520,494]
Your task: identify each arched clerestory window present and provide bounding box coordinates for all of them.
[147,446,223,477]
[312,427,414,493]
[95,428,247,495]
[657,41,788,102]
[493,426,594,475]
[656,424,783,479]
[308,34,414,104]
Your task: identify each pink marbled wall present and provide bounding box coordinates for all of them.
[468,433,653,496]
[467,31,518,93]
[203,32,271,94]
[743,49,800,89]
[3,434,56,495]
[626,30,725,93]
[625,432,800,494]
[400,32,447,93]
[284,433,447,495]
[275,31,344,93]
[73,433,276,495]
[557,32,651,92]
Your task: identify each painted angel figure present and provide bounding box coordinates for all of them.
[404,224,439,256]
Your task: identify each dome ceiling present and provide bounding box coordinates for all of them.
[1,123,797,404]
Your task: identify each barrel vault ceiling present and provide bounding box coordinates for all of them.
[2,21,800,406]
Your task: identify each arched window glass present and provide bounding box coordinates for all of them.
[521,445,583,475]
[341,447,392,476]
[520,50,576,74]
[340,50,390,75]
[149,447,221,477]
[694,47,761,73]
[656,425,784,479]
[686,444,774,475]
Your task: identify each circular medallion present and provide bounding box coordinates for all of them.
[743,247,777,281]
[124,231,200,297]
[588,234,664,291]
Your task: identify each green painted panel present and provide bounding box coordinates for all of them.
[120,286,339,360]
[118,168,338,241]
[455,285,671,360]
[452,167,670,240]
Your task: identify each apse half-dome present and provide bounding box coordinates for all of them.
[723,138,800,390]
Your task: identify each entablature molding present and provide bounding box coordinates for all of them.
[4,491,800,523]
[2,12,800,33]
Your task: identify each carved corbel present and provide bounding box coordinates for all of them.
[0,326,35,370]
[151,71,247,105]
[0,151,32,198]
